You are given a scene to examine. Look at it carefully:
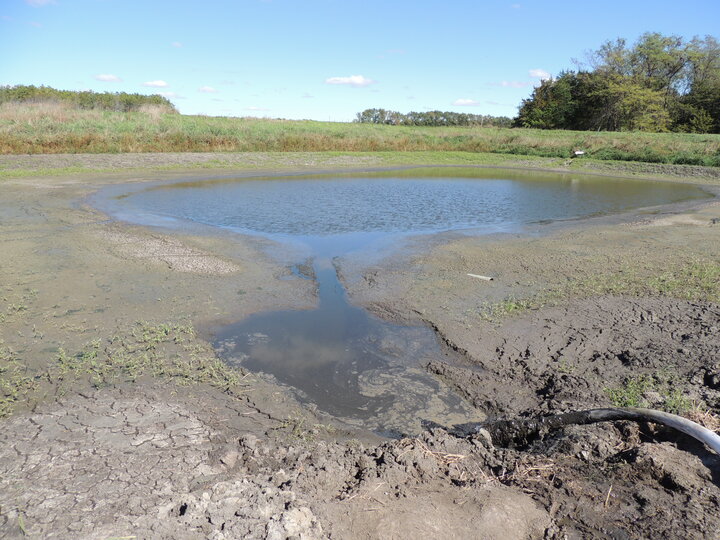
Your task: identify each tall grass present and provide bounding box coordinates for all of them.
[2,102,719,166]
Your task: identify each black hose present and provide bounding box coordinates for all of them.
[472,407,720,455]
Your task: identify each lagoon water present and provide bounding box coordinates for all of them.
[112,168,709,257]
[100,168,710,435]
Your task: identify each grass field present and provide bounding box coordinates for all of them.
[2,102,720,166]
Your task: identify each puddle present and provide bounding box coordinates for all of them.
[213,258,482,436]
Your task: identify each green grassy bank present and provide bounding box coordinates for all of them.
[2,102,720,166]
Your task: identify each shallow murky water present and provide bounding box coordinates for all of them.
[97,167,710,435]
[103,167,709,257]
[213,259,481,436]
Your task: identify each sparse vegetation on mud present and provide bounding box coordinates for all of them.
[0,342,37,418]
[605,372,693,414]
[479,258,720,321]
[0,320,248,418]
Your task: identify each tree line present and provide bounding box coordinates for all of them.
[0,85,178,113]
[355,108,512,127]
[514,33,720,133]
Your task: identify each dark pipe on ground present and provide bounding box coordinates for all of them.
[453,407,720,455]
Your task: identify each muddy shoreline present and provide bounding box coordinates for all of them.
[1,161,719,538]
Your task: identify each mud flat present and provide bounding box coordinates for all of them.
[0,158,719,538]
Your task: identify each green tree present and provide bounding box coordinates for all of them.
[355,108,511,127]
[513,32,720,133]
[514,72,579,129]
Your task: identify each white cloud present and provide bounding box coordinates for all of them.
[171,41,182,48]
[143,80,169,88]
[301,93,314,99]
[94,74,122,82]
[25,0,56,6]
[198,86,217,93]
[529,68,551,80]
[325,75,376,87]
[511,3,521,8]
[453,98,482,107]
[158,91,182,99]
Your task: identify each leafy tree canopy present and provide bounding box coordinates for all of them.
[514,33,720,133]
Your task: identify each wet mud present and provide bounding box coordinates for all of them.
[0,164,719,538]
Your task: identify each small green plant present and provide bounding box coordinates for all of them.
[17,513,27,536]
[0,342,38,417]
[605,371,692,414]
[663,387,693,415]
[479,296,539,321]
[606,375,655,408]
[132,320,195,349]
[557,357,575,374]
[275,414,308,440]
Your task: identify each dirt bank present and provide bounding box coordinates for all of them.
[1,160,719,538]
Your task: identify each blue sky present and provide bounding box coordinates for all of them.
[2,0,719,121]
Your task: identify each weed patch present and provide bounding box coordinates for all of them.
[605,371,692,414]
[479,296,540,320]
[478,259,720,321]
[0,321,248,417]
[54,321,243,390]
[0,341,39,418]
[1,288,38,325]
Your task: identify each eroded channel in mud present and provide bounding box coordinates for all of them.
[93,167,711,435]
